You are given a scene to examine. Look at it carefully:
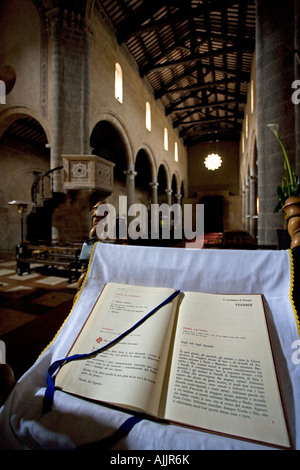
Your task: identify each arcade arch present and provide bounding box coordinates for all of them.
[241,132,258,240]
[90,120,127,182]
[0,112,50,249]
[171,173,182,205]
[90,119,129,211]
[89,120,185,218]
[135,149,153,208]
[157,164,170,205]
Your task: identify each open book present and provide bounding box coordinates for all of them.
[55,282,292,448]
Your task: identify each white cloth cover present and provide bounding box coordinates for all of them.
[0,243,299,450]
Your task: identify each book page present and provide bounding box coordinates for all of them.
[164,292,290,448]
[55,283,179,416]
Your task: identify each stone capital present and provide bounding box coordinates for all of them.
[46,7,94,35]
[124,169,137,179]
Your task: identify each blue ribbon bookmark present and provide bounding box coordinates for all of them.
[43,289,180,414]
[75,415,145,450]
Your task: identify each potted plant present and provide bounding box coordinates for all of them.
[267,123,300,248]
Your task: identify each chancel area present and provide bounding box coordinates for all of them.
[0,0,300,452]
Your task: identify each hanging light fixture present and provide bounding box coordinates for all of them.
[204,152,222,171]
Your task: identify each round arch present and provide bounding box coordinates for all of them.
[135,144,157,181]
[157,162,171,205]
[248,131,258,239]
[157,161,171,189]
[171,173,180,205]
[0,105,50,143]
[135,148,153,208]
[249,131,258,170]
[0,109,51,250]
[171,171,181,194]
[90,116,133,211]
[90,112,133,168]
[181,179,187,198]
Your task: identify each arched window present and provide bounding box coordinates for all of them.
[164,128,168,150]
[250,80,254,114]
[145,102,151,131]
[174,142,178,162]
[245,114,248,139]
[115,63,123,103]
[0,80,6,104]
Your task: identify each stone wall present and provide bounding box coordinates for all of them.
[0,134,50,250]
[256,0,298,246]
[3,1,297,248]
[188,140,242,232]
[89,5,187,191]
[239,55,258,240]
[0,0,188,249]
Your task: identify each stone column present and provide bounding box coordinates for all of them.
[165,188,172,206]
[256,0,297,246]
[80,23,91,156]
[249,171,258,239]
[242,185,247,230]
[245,179,250,233]
[175,193,182,205]
[242,185,246,230]
[174,193,183,234]
[124,167,137,210]
[150,181,158,205]
[150,181,159,235]
[48,12,63,193]
[47,8,92,193]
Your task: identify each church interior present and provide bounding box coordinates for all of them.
[0,0,300,452]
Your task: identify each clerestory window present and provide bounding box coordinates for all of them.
[115,63,123,103]
[146,102,151,131]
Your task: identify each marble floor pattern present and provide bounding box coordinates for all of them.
[0,253,78,379]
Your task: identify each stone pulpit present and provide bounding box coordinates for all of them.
[62,155,115,193]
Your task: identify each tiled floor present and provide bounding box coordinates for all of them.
[0,253,78,379]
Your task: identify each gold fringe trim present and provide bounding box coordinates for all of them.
[38,241,99,358]
[289,249,300,338]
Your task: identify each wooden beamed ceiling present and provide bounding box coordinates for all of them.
[97,0,255,147]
